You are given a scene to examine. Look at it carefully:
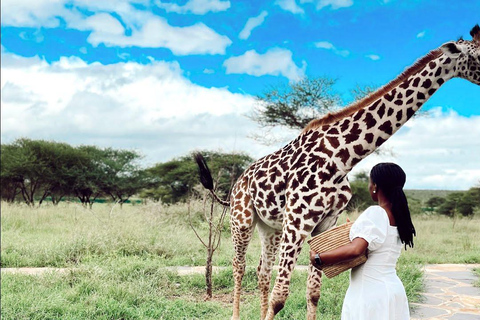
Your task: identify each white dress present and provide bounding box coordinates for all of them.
[341,205,410,320]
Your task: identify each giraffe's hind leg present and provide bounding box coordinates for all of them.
[230,199,257,320]
[257,220,282,320]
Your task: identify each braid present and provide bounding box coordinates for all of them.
[370,163,416,250]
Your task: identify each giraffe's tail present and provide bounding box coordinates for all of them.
[193,152,230,207]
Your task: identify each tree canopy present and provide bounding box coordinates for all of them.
[143,151,254,204]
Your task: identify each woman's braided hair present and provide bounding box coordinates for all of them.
[370,163,416,249]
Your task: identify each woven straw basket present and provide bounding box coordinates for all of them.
[308,221,367,278]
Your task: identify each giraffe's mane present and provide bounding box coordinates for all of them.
[303,48,443,132]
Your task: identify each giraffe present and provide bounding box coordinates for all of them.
[195,25,480,320]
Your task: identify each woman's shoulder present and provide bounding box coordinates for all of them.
[358,206,389,224]
[363,205,387,216]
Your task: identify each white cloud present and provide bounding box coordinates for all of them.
[314,41,350,57]
[351,108,480,190]
[0,53,270,164]
[275,0,305,14]
[86,15,231,55]
[301,0,354,10]
[366,54,380,61]
[156,0,230,14]
[239,11,268,40]
[223,48,306,82]
[417,30,426,38]
[0,0,67,27]
[1,0,231,55]
[2,53,478,189]
[277,0,353,12]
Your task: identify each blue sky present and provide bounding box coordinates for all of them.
[1,0,480,189]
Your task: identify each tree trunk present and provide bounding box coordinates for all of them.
[205,247,213,299]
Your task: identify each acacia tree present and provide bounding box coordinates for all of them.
[249,77,341,144]
[144,151,253,204]
[0,144,22,202]
[98,148,149,207]
[72,146,106,208]
[0,139,55,206]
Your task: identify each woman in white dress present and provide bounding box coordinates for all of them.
[310,162,416,320]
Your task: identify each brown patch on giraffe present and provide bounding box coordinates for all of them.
[308,131,321,142]
[378,121,393,135]
[375,137,386,147]
[368,99,382,111]
[406,107,416,119]
[365,132,374,143]
[364,113,377,129]
[265,191,276,208]
[317,138,334,157]
[353,109,365,121]
[274,181,286,193]
[344,123,361,143]
[320,187,336,195]
[335,148,350,165]
[326,136,340,148]
[384,89,396,102]
[378,104,386,118]
[302,49,442,132]
[303,192,319,204]
[412,77,421,87]
[353,144,369,156]
[327,127,339,135]
[387,107,394,117]
[422,79,432,88]
[306,175,318,189]
[396,110,403,121]
[399,78,411,89]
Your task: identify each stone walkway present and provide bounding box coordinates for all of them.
[410,264,480,320]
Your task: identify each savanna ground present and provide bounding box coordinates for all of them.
[1,200,479,320]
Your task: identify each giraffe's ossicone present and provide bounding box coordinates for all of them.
[195,24,480,320]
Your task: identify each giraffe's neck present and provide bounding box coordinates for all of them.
[326,52,456,173]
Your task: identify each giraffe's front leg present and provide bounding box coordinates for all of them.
[264,220,309,320]
[306,263,322,320]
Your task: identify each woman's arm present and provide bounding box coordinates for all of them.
[309,237,368,268]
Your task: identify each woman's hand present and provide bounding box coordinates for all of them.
[309,250,322,270]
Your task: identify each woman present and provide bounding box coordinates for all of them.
[310,162,416,320]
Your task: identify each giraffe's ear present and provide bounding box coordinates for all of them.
[470,24,480,43]
[440,42,464,58]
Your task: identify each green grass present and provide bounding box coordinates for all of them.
[1,201,478,319]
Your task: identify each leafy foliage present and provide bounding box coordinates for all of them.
[346,171,375,211]
[144,151,254,204]
[436,188,479,217]
[1,139,150,207]
[249,77,341,144]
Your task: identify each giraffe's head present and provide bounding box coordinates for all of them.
[440,24,480,85]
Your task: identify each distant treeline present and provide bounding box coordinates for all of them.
[1,138,478,216]
[0,138,253,207]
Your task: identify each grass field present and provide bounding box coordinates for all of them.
[1,200,479,319]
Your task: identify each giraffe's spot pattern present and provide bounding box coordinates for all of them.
[225,32,480,319]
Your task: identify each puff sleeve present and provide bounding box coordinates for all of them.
[349,206,389,251]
